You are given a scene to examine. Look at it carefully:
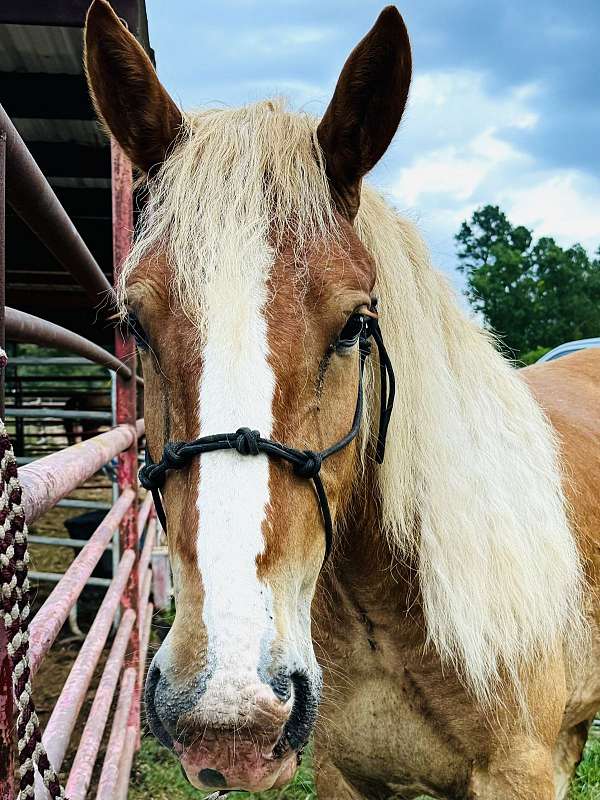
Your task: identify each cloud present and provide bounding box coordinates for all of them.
[502,172,600,254]
[396,130,530,207]
[384,69,539,187]
[239,25,336,53]
[376,69,600,278]
[145,0,600,283]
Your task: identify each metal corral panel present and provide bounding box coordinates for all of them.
[536,338,600,363]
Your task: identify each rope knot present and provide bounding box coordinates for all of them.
[162,441,187,470]
[234,428,261,456]
[294,450,323,479]
[138,463,162,490]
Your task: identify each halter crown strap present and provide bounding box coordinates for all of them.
[139,318,395,562]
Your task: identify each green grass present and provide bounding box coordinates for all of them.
[570,733,600,800]
[130,731,600,799]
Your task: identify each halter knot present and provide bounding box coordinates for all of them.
[162,441,188,469]
[139,463,163,489]
[234,427,261,456]
[294,450,323,479]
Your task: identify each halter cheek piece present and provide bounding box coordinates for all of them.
[139,316,395,563]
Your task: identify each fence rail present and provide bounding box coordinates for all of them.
[5,307,138,380]
[0,103,112,307]
[0,98,163,799]
[19,422,139,523]
[5,408,112,420]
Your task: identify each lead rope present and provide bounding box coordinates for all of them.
[0,351,67,800]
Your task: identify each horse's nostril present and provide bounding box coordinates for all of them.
[198,768,228,788]
[144,660,177,750]
[270,672,292,702]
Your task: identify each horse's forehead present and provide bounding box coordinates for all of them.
[269,227,375,306]
[129,220,374,313]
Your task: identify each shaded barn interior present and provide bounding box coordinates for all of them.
[0,0,153,348]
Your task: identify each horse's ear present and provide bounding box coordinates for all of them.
[317,6,411,220]
[84,0,182,173]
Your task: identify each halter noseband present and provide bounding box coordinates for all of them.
[139,316,395,562]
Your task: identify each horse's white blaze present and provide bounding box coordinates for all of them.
[196,259,276,708]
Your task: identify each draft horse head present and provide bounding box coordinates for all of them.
[85,1,410,791]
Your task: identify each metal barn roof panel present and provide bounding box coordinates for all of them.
[0,0,153,346]
[0,24,84,74]
[10,118,106,147]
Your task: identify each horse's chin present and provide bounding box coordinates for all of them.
[179,742,298,793]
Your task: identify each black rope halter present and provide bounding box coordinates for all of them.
[139,316,395,562]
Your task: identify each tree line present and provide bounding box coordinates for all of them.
[455,205,600,363]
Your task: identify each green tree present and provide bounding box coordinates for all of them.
[455,205,600,358]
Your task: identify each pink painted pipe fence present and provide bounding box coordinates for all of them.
[19,425,136,524]
[65,609,136,800]
[29,489,135,676]
[0,132,170,800]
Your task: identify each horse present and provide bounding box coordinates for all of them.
[84,3,600,798]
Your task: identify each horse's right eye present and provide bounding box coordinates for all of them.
[126,311,149,350]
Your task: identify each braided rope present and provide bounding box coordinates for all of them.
[0,350,67,799]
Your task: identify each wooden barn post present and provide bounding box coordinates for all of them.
[111,139,140,739]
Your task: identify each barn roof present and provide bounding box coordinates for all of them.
[0,1,154,347]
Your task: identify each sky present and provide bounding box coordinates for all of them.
[145,0,600,286]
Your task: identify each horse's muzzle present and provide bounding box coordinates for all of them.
[145,660,319,792]
[178,729,298,793]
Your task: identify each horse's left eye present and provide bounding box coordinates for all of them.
[126,311,149,350]
[336,314,365,350]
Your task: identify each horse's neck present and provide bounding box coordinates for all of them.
[319,462,422,625]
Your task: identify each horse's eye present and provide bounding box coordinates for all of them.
[336,314,365,350]
[126,311,149,350]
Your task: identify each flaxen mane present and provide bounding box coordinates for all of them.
[119,99,585,704]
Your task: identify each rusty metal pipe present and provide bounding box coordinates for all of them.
[4,307,138,381]
[95,666,137,800]
[138,517,156,583]
[137,491,153,539]
[35,551,136,798]
[0,103,113,307]
[114,726,138,800]
[19,424,136,523]
[139,600,153,685]
[139,564,152,617]
[65,609,136,800]
[28,489,134,675]
[112,139,141,743]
